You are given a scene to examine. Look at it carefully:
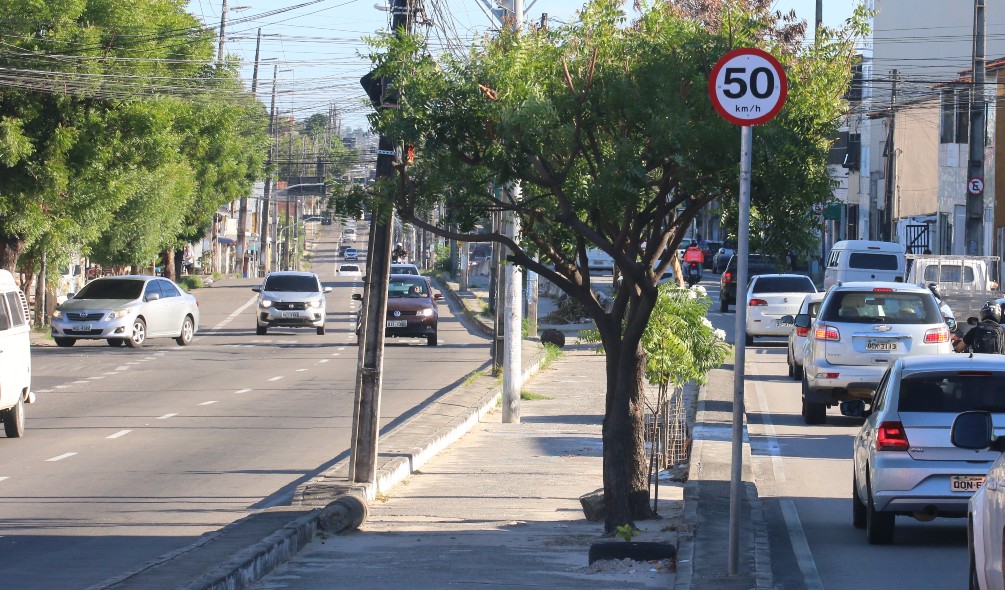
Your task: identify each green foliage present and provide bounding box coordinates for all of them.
[615,523,639,542]
[520,390,553,401]
[642,284,731,388]
[541,343,563,369]
[176,275,203,291]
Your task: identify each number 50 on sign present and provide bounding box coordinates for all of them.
[709,48,788,127]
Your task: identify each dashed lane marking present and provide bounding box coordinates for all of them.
[116,366,130,371]
[318,359,329,364]
[0,477,8,482]
[106,430,131,439]
[88,376,104,380]
[199,401,218,406]
[156,413,177,420]
[268,376,284,382]
[46,452,77,462]
[235,388,252,394]
[297,369,307,372]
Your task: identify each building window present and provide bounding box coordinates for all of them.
[940,88,970,144]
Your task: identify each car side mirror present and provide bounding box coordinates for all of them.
[780,315,794,324]
[968,316,979,326]
[323,287,333,293]
[66,292,75,299]
[146,293,160,302]
[839,400,868,418]
[434,292,444,301]
[951,411,994,450]
[945,317,958,332]
[351,293,362,301]
[793,314,811,329]
[252,286,261,293]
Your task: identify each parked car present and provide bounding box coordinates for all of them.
[950,409,1005,588]
[744,274,817,346]
[344,248,359,261]
[252,271,331,336]
[800,282,953,424]
[702,241,722,270]
[719,254,777,312]
[712,240,736,273]
[852,355,1005,546]
[823,240,906,290]
[0,269,32,437]
[353,274,443,345]
[784,292,826,380]
[50,276,199,348]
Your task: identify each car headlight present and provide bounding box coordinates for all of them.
[260,300,273,308]
[418,308,434,317]
[308,299,324,309]
[51,309,62,320]
[108,309,130,320]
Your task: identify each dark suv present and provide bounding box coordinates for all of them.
[719,254,778,312]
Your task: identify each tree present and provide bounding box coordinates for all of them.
[363,0,866,532]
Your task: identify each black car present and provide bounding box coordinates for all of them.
[719,254,778,312]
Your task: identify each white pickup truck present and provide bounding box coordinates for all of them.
[907,255,1001,322]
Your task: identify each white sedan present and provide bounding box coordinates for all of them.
[337,263,362,277]
[744,274,817,346]
[784,292,825,380]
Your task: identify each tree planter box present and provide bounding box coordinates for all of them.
[588,541,677,565]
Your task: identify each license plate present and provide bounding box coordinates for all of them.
[73,324,92,331]
[950,475,985,492]
[386,320,407,328]
[283,312,301,318]
[866,339,897,351]
[775,320,791,328]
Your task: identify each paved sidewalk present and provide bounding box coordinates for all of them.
[252,345,682,590]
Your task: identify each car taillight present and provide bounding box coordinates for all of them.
[795,326,810,337]
[749,298,768,306]
[814,325,840,341]
[924,326,948,343]
[723,272,733,284]
[876,421,909,451]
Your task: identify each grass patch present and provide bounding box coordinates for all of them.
[520,390,553,401]
[374,492,390,502]
[176,275,203,290]
[540,343,563,369]
[461,369,485,387]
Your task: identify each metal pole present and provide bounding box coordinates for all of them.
[966,0,986,255]
[238,29,264,279]
[728,125,753,575]
[261,64,278,276]
[217,0,228,63]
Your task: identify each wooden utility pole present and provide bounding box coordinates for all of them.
[883,70,898,242]
[261,64,278,276]
[238,28,263,278]
[349,0,412,485]
[966,0,986,255]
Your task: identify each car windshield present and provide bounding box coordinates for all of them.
[390,265,418,275]
[898,373,1005,412]
[74,278,144,300]
[264,275,319,292]
[752,277,815,293]
[820,290,941,324]
[340,265,359,272]
[388,277,428,298]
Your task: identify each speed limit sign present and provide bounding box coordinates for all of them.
[709,48,788,126]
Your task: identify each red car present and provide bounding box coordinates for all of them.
[353,274,443,346]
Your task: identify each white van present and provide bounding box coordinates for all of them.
[0,270,32,438]
[823,240,906,290]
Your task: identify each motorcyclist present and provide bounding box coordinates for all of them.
[956,302,1005,353]
[392,243,407,264]
[682,243,704,283]
[927,282,955,330]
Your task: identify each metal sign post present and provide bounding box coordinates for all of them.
[708,47,787,576]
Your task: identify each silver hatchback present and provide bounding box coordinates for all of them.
[852,355,1005,545]
[253,271,331,335]
[51,276,199,348]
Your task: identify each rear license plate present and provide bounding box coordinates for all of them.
[950,475,985,492]
[386,320,407,328]
[775,320,791,328]
[283,312,301,318]
[866,339,897,351]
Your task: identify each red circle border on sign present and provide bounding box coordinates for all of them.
[708,47,789,127]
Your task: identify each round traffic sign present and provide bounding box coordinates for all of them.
[968,177,985,195]
[709,48,788,126]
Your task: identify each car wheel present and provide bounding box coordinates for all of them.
[54,337,76,348]
[107,339,125,347]
[256,324,267,336]
[793,362,803,381]
[745,334,754,347]
[427,334,437,346]
[3,394,24,438]
[852,472,866,529]
[786,349,794,378]
[175,315,194,346]
[317,325,326,336]
[720,298,728,313]
[801,376,826,425]
[125,318,146,348]
[866,476,895,545]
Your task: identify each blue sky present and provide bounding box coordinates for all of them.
[185,0,859,129]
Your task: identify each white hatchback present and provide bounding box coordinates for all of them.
[785,292,826,380]
[801,282,953,424]
[744,274,817,346]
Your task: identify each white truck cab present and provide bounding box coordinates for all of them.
[0,270,32,438]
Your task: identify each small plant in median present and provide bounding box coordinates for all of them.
[520,390,553,401]
[615,523,639,542]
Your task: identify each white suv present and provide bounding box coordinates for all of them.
[801,282,953,424]
[253,271,332,336]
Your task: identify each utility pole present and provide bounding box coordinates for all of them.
[217,0,229,63]
[966,0,986,255]
[883,70,898,242]
[349,0,411,485]
[237,28,264,278]
[261,64,278,276]
[815,0,822,40]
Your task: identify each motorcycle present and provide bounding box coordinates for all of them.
[685,262,701,287]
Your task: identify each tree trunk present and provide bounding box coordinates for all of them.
[0,237,25,273]
[163,250,176,280]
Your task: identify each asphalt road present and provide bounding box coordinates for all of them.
[0,224,490,589]
[703,276,969,590]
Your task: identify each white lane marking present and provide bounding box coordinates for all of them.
[337,347,346,351]
[144,357,157,361]
[55,385,69,389]
[235,388,252,394]
[104,372,119,376]
[268,376,284,382]
[88,376,104,381]
[748,363,785,483]
[116,366,130,371]
[35,389,51,394]
[106,430,132,439]
[297,368,307,372]
[157,413,177,420]
[199,400,218,406]
[127,362,139,365]
[780,499,824,590]
[206,295,259,334]
[0,476,8,482]
[72,380,88,385]
[318,359,329,364]
[331,353,340,356]
[46,452,77,462]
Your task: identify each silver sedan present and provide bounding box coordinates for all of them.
[51,276,199,348]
